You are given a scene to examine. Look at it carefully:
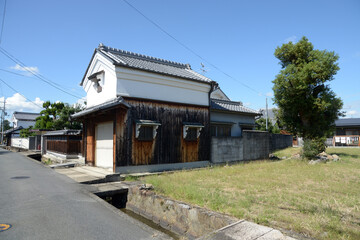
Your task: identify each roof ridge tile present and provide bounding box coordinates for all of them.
[98,43,189,68]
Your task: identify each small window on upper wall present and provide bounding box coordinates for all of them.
[183,122,204,141]
[138,125,154,141]
[135,120,161,141]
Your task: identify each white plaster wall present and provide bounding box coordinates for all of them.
[211,111,256,137]
[210,88,230,100]
[82,53,117,107]
[17,120,36,129]
[11,137,29,149]
[116,67,210,106]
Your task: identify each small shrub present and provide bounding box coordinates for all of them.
[42,158,52,165]
[301,137,326,159]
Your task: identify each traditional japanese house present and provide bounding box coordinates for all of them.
[210,87,260,137]
[72,44,217,172]
[333,118,360,146]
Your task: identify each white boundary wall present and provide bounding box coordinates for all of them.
[11,137,29,149]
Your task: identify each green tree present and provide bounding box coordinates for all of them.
[1,119,11,131]
[20,126,36,138]
[255,118,280,134]
[34,101,82,130]
[273,37,343,140]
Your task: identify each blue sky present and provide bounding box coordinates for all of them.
[0,0,359,120]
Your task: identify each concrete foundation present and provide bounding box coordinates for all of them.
[116,161,210,174]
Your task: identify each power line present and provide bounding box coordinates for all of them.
[0,77,43,109]
[0,81,3,97]
[0,47,84,99]
[0,68,38,78]
[122,0,261,96]
[0,0,6,44]
[0,68,84,96]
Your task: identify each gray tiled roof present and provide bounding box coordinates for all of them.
[44,130,82,136]
[4,126,23,135]
[13,112,40,121]
[335,118,360,127]
[71,97,130,119]
[97,44,212,83]
[211,99,260,115]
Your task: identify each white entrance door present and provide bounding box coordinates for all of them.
[95,122,113,169]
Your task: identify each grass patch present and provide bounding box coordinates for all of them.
[124,175,140,181]
[142,147,360,240]
[272,147,301,158]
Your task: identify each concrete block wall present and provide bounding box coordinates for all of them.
[269,134,293,152]
[211,131,292,163]
[243,130,269,161]
[211,137,243,164]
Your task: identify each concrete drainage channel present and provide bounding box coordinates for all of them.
[90,182,298,240]
[49,164,297,240]
[87,180,236,239]
[91,184,181,240]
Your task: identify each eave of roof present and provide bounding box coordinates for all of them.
[335,118,360,127]
[210,99,260,115]
[4,126,23,134]
[44,130,82,136]
[71,97,130,119]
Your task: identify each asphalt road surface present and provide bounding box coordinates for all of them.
[0,148,172,240]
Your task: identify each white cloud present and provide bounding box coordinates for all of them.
[346,110,360,118]
[284,35,297,43]
[10,64,39,75]
[265,92,273,97]
[74,97,86,108]
[244,102,251,107]
[2,93,44,119]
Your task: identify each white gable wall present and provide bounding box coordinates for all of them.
[115,66,210,106]
[82,53,117,108]
[11,117,35,129]
[210,88,230,100]
[16,120,36,129]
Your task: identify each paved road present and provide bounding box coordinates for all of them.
[0,148,172,240]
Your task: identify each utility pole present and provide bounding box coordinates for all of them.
[1,100,5,144]
[265,97,268,131]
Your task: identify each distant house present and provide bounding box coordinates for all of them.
[72,44,217,172]
[210,88,260,137]
[259,108,277,125]
[4,126,23,146]
[333,118,360,146]
[11,111,40,129]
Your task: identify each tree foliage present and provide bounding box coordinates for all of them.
[255,117,280,134]
[1,119,11,131]
[20,126,36,138]
[272,36,343,140]
[34,101,82,130]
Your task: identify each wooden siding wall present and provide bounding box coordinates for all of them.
[86,121,95,165]
[47,139,81,155]
[118,99,210,166]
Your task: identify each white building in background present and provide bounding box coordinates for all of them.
[11,111,40,129]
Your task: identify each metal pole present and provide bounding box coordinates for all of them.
[1,101,4,144]
[265,98,268,131]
